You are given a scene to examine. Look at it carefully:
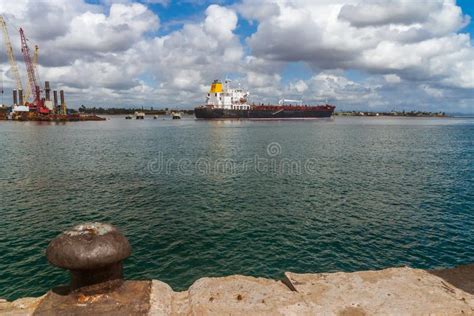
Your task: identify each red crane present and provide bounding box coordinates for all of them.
[19,27,48,114]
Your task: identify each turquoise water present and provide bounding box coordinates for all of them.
[0,116,473,300]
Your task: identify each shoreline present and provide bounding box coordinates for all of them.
[2,264,473,315]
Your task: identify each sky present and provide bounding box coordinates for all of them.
[0,0,473,113]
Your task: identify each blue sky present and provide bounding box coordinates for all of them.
[458,0,474,34]
[1,0,473,112]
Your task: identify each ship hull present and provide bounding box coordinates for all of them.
[195,105,335,119]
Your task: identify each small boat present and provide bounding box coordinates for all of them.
[125,115,133,119]
[171,112,182,119]
[135,111,145,119]
[153,115,158,119]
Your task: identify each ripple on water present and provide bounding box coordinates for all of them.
[0,117,473,300]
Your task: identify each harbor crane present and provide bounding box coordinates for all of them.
[24,44,39,103]
[33,45,39,70]
[0,16,23,104]
[20,27,48,114]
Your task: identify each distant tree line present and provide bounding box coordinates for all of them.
[78,105,194,115]
[335,110,446,117]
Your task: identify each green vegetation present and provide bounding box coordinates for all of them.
[335,110,447,117]
[78,105,194,115]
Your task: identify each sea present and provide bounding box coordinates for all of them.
[0,115,473,300]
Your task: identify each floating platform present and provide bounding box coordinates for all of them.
[9,112,105,122]
[0,108,7,120]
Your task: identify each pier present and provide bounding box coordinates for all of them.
[1,223,473,315]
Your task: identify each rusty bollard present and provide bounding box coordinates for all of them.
[46,222,131,295]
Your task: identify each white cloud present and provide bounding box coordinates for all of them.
[131,4,243,104]
[238,0,473,111]
[296,72,377,104]
[384,74,401,84]
[339,1,439,28]
[290,80,308,93]
[204,5,238,41]
[60,3,159,52]
[420,84,444,98]
[0,0,472,112]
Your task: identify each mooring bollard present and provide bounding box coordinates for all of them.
[46,222,131,295]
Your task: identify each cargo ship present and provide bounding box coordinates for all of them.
[194,80,335,119]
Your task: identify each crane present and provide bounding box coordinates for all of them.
[19,27,48,114]
[24,44,38,103]
[0,16,23,104]
[33,45,38,70]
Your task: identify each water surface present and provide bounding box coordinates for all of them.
[0,116,473,300]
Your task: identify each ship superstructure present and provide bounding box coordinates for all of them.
[206,80,250,110]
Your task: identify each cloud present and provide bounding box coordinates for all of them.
[204,5,238,41]
[283,71,378,105]
[338,1,437,27]
[236,1,280,21]
[60,3,159,53]
[238,0,473,111]
[132,3,243,104]
[384,74,401,84]
[358,34,474,89]
[289,80,308,93]
[1,0,161,103]
[0,0,472,112]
